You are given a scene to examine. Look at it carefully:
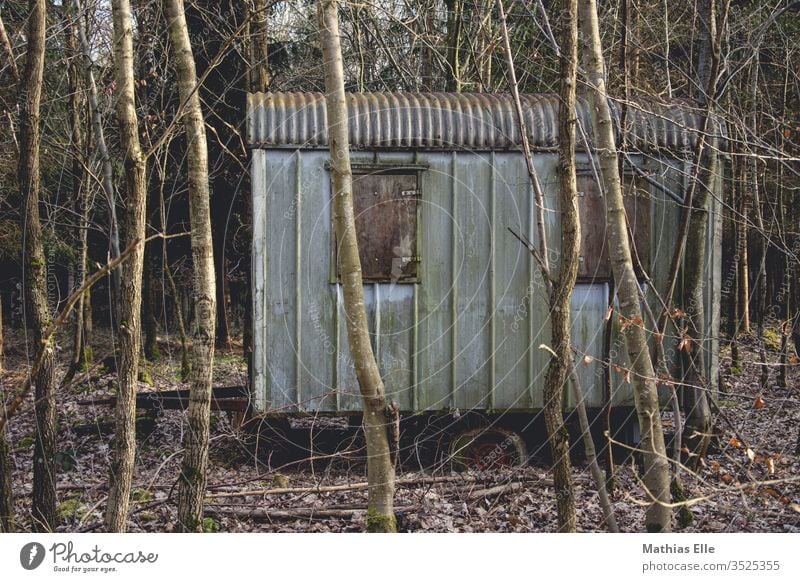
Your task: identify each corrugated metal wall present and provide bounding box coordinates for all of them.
[252,147,718,414]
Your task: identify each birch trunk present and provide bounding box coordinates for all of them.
[105,0,148,532]
[319,0,396,532]
[578,0,671,532]
[164,0,217,532]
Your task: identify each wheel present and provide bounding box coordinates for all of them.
[449,426,528,470]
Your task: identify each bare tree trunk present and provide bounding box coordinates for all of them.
[135,1,160,366]
[680,0,730,466]
[421,4,435,91]
[214,235,231,350]
[0,298,4,373]
[19,0,57,533]
[64,7,91,381]
[158,172,191,381]
[164,0,217,532]
[737,163,751,334]
[243,0,268,380]
[0,427,12,531]
[319,0,396,532]
[83,282,93,358]
[104,0,148,533]
[0,12,18,84]
[749,57,769,390]
[578,0,671,532]
[777,59,791,390]
[497,0,575,531]
[544,0,583,533]
[248,0,269,92]
[445,0,463,92]
[143,254,160,361]
[75,0,122,311]
[0,301,12,531]
[729,141,740,368]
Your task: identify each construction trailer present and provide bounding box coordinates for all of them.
[246,91,723,463]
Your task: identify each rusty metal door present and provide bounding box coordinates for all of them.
[576,173,650,280]
[340,172,420,282]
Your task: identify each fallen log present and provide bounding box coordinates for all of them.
[465,481,539,501]
[205,505,419,521]
[205,472,552,499]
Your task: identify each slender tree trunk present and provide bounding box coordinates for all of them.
[578,0,671,532]
[498,0,616,531]
[136,0,160,365]
[64,9,90,380]
[75,0,122,311]
[143,251,160,361]
[0,298,4,373]
[421,4,435,91]
[214,234,231,349]
[748,57,769,390]
[83,283,93,358]
[544,0,583,533]
[164,0,217,532]
[0,426,12,532]
[248,0,269,92]
[319,0,396,532]
[0,12,18,84]
[445,0,463,92]
[737,162,750,334]
[497,0,576,531]
[104,0,148,533]
[158,171,191,381]
[0,297,12,531]
[19,0,57,532]
[729,144,740,368]
[243,0,267,379]
[680,0,728,466]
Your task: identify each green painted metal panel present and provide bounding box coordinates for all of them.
[252,147,715,416]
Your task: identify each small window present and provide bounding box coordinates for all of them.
[332,168,420,283]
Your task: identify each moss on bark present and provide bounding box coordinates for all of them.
[366,509,397,533]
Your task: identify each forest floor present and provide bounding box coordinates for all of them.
[1,326,799,533]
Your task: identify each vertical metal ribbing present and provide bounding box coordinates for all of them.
[450,152,458,409]
[374,283,381,365]
[252,150,266,412]
[334,285,341,412]
[412,284,419,411]
[489,153,496,411]
[527,175,535,408]
[295,154,302,410]
[411,154,420,411]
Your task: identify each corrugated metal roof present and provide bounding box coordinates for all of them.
[247,91,712,153]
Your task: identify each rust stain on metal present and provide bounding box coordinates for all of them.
[338,172,419,282]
